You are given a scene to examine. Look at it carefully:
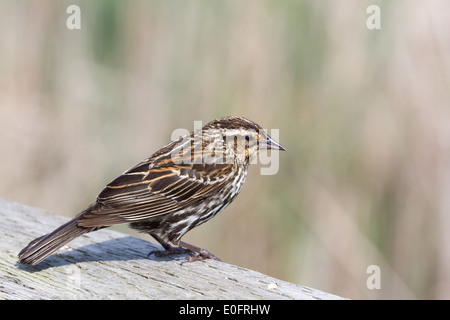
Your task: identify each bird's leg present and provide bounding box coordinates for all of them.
[178,241,222,262]
[147,234,194,258]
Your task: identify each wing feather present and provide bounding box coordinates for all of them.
[77,156,234,227]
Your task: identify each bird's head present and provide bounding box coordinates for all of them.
[201,116,286,164]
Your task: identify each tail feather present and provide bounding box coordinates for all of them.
[18,218,94,265]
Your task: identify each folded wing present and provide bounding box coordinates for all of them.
[77,157,233,227]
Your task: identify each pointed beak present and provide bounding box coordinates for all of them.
[259,134,287,151]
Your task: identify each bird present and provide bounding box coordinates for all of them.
[18,116,286,265]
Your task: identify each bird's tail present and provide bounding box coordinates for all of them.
[18,217,94,265]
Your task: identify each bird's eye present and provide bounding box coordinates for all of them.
[245,135,250,142]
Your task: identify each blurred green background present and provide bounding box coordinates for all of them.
[1,0,449,299]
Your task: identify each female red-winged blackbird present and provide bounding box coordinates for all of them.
[18,116,286,265]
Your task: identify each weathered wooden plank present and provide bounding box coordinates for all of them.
[0,198,345,300]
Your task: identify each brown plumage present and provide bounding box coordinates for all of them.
[18,116,286,265]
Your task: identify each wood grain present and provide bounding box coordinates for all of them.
[0,198,345,300]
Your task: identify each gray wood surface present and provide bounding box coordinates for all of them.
[0,198,345,299]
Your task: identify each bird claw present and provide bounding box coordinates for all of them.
[147,235,222,262]
[147,247,194,259]
[185,251,222,262]
[178,241,222,262]
[147,246,221,263]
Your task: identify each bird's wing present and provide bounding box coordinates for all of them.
[77,156,234,227]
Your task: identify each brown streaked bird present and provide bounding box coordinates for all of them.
[18,116,286,265]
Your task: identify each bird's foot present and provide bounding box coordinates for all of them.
[147,246,194,259]
[148,233,221,262]
[179,241,222,262]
